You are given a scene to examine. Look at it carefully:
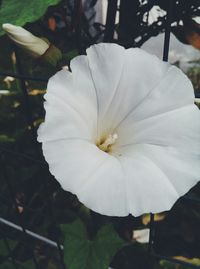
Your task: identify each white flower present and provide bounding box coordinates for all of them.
[37,43,200,217]
[2,23,49,57]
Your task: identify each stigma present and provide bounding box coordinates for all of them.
[97,133,118,153]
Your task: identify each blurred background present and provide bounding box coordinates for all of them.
[0,1,200,269]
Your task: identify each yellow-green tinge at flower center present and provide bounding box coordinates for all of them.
[96,133,118,153]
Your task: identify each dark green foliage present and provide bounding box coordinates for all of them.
[0,0,61,36]
[61,219,127,269]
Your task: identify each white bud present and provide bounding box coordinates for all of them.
[2,23,49,58]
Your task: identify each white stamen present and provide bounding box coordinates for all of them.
[99,133,118,152]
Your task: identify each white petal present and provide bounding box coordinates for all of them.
[116,144,200,214]
[42,139,128,216]
[38,93,92,142]
[76,156,128,216]
[115,65,194,127]
[117,105,200,153]
[132,66,195,121]
[135,144,200,195]
[86,43,125,134]
[38,57,98,142]
[117,153,179,216]
[106,48,171,129]
[87,45,170,132]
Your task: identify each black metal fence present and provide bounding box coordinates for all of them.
[0,0,200,268]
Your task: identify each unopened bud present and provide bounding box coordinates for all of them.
[2,23,49,58]
[3,23,62,66]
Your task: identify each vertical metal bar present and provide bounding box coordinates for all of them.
[104,0,118,42]
[73,0,84,54]
[118,0,139,47]
[148,213,155,252]
[162,0,173,62]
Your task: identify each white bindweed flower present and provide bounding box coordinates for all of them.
[2,23,49,57]
[37,43,200,217]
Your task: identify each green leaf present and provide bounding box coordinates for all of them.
[0,0,61,36]
[62,219,127,269]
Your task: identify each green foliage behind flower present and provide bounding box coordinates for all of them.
[0,0,61,36]
[61,219,127,269]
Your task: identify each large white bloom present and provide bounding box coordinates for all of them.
[38,43,200,217]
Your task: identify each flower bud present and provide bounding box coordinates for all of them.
[3,23,63,66]
[2,23,49,58]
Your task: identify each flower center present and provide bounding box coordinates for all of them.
[97,133,118,153]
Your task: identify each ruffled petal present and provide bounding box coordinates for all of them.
[38,93,92,142]
[38,56,98,143]
[116,143,200,216]
[117,153,179,216]
[42,139,128,216]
